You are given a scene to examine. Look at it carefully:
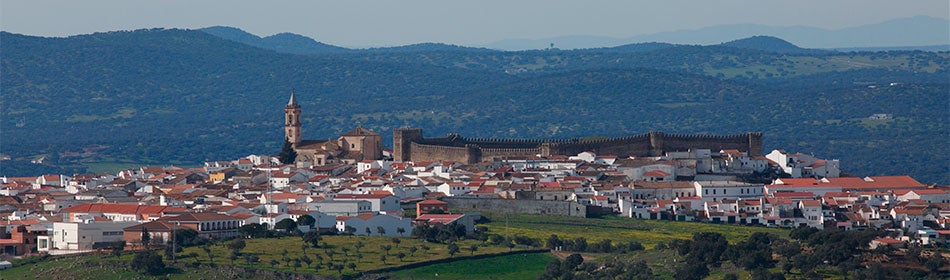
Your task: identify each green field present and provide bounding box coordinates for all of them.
[390,252,554,280]
[177,235,519,276]
[479,212,789,249]
[1,215,795,279]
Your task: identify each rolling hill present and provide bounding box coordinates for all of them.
[1,28,947,183]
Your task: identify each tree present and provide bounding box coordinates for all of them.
[565,253,584,269]
[396,252,406,262]
[408,246,418,256]
[297,214,315,228]
[228,239,246,253]
[376,226,386,236]
[239,223,269,238]
[688,232,729,267]
[141,228,151,250]
[278,139,297,164]
[354,240,365,253]
[347,262,357,272]
[110,241,125,257]
[379,254,387,264]
[333,264,344,276]
[269,259,279,268]
[391,237,401,248]
[420,245,430,255]
[546,234,562,250]
[673,261,709,280]
[292,258,301,271]
[380,245,392,255]
[772,239,800,261]
[274,218,298,232]
[365,227,371,235]
[201,245,213,263]
[396,227,406,236]
[925,256,945,273]
[300,254,312,267]
[447,243,460,257]
[468,244,478,255]
[244,254,259,265]
[131,250,165,275]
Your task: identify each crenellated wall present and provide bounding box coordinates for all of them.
[395,128,764,162]
[549,133,654,156]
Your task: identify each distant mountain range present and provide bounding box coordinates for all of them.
[193,16,949,54]
[1,28,947,184]
[200,25,830,55]
[484,16,950,50]
[200,26,349,55]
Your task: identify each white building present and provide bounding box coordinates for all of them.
[694,181,764,202]
[40,221,138,252]
[309,200,372,216]
[335,213,411,236]
[765,150,840,178]
[333,194,401,212]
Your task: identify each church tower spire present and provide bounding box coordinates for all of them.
[288,88,298,106]
[284,89,302,146]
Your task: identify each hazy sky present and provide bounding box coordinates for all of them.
[2,0,948,47]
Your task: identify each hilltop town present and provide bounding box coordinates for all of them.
[0,92,947,276]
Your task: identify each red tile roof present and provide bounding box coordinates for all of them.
[416,214,464,225]
[799,200,822,207]
[642,170,671,177]
[872,237,904,244]
[61,203,186,216]
[824,176,925,190]
[417,199,448,206]
[334,194,394,200]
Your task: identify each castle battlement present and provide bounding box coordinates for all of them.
[394,128,763,163]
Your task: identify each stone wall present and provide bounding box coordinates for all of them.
[408,142,473,163]
[443,197,588,218]
[395,128,764,162]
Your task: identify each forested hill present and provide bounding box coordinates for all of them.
[1,29,947,184]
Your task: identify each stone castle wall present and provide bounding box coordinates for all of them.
[395,128,763,163]
[442,197,588,217]
[408,142,473,163]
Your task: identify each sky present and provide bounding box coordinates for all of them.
[2,0,948,47]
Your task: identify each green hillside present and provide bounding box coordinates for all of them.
[1,29,947,183]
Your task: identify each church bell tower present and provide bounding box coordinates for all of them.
[284,90,302,146]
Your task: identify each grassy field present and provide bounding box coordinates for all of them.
[0,235,531,279]
[479,212,788,249]
[390,252,555,280]
[177,235,520,277]
[0,254,226,280]
[2,214,796,279]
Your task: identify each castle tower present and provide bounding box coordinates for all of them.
[393,128,423,162]
[284,90,302,146]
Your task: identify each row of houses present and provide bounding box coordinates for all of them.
[0,148,944,256]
